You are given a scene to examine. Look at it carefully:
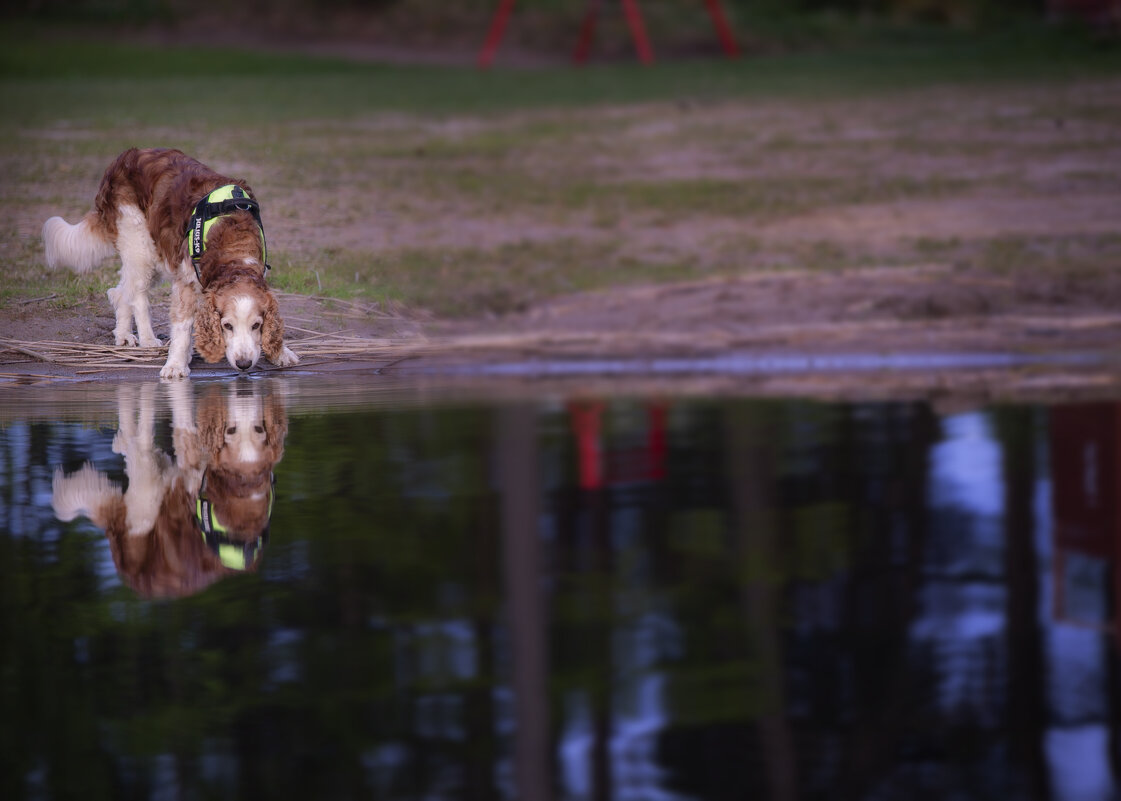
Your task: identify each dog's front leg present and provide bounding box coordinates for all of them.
[273,345,300,367]
[166,378,195,433]
[161,278,198,379]
[118,383,166,535]
[166,377,204,479]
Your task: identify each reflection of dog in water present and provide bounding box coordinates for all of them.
[52,381,287,598]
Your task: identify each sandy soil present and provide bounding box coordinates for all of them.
[4,76,1121,403]
[5,261,1121,404]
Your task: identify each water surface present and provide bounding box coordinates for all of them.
[2,376,1119,800]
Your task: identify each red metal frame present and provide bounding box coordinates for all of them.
[704,0,741,58]
[478,0,519,68]
[619,0,655,64]
[573,0,604,64]
[480,0,739,68]
[568,401,668,490]
[1050,403,1121,646]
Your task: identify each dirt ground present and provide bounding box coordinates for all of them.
[6,261,1121,404]
[4,74,1121,403]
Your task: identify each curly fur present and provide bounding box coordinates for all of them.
[261,290,287,363]
[41,147,299,378]
[194,290,227,363]
[51,382,289,599]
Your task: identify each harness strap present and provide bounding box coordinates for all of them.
[186,184,271,282]
[194,472,274,571]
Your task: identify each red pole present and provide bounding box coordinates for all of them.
[619,0,654,65]
[478,0,518,69]
[703,0,740,59]
[572,0,603,65]
[645,402,668,481]
[569,402,606,490]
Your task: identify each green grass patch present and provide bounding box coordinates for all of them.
[0,261,118,312]
[3,23,1120,320]
[282,239,716,317]
[2,25,1119,128]
[428,170,976,220]
[974,233,1121,275]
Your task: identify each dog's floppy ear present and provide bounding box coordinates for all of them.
[260,291,286,363]
[263,389,288,462]
[196,385,228,457]
[194,291,226,363]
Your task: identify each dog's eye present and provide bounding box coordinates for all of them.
[252,322,261,331]
[223,322,234,332]
[227,426,237,435]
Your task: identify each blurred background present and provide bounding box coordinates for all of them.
[3,0,1118,64]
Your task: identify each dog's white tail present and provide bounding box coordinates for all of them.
[42,213,116,273]
[52,464,120,523]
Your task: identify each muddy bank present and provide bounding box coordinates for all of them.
[5,68,1121,405]
[5,264,1121,404]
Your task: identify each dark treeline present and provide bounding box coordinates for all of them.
[2,0,1107,26]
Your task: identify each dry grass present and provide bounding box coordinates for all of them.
[6,52,1121,321]
[0,334,410,373]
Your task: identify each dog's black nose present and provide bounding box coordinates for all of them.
[235,358,253,371]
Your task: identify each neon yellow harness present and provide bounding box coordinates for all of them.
[195,472,274,571]
[185,184,270,282]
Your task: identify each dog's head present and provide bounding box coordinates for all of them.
[193,383,288,571]
[51,381,289,598]
[197,381,288,475]
[195,266,285,372]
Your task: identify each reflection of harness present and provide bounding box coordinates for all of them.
[185,184,270,283]
[194,472,274,571]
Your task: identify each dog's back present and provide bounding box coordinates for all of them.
[43,148,250,273]
[41,148,296,377]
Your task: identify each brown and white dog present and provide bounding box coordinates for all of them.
[52,381,288,599]
[42,148,299,379]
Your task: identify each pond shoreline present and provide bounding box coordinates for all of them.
[6,266,1121,404]
[4,342,1121,407]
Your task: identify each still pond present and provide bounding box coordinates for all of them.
[2,375,1120,800]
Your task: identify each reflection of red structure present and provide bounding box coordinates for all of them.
[1047,0,1121,26]
[479,0,740,68]
[1050,404,1121,641]
[568,401,668,490]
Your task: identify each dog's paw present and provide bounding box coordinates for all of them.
[159,360,190,380]
[138,335,163,349]
[272,346,299,367]
[116,333,139,347]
